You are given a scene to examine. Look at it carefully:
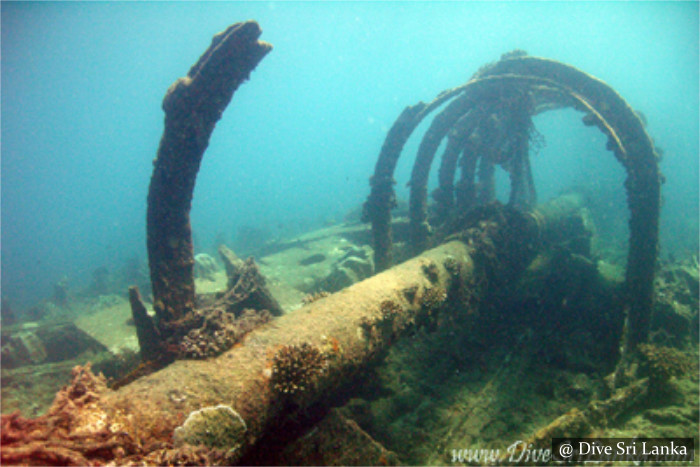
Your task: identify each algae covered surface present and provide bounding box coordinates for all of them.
[2,235,698,465]
[304,251,699,465]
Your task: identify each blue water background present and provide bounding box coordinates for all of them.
[2,1,698,311]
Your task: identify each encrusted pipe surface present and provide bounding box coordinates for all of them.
[96,196,586,464]
[107,240,472,462]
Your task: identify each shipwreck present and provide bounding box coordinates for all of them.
[3,20,694,467]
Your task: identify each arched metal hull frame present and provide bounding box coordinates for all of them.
[364,56,661,350]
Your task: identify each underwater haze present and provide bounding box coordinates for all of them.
[2,1,698,312]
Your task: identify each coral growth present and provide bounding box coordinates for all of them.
[1,365,241,465]
[271,343,328,397]
[358,300,407,352]
[402,285,419,305]
[141,444,233,466]
[637,344,693,386]
[320,335,343,357]
[379,300,403,320]
[179,308,271,359]
[443,256,460,277]
[652,256,699,345]
[421,261,440,284]
[0,364,136,466]
[420,286,447,311]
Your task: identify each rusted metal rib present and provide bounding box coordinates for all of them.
[145,21,272,332]
[367,55,660,350]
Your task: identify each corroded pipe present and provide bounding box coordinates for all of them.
[1,196,588,466]
[108,240,472,463]
[77,197,585,465]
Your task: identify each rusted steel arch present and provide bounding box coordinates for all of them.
[408,75,576,255]
[483,56,661,352]
[432,110,483,219]
[367,56,661,351]
[365,75,573,272]
[361,86,467,272]
[436,62,659,351]
[435,83,573,217]
[146,22,272,337]
[433,80,577,220]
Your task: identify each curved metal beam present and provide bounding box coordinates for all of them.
[146,22,272,332]
[363,86,467,272]
[369,56,660,350]
[476,57,660,350]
